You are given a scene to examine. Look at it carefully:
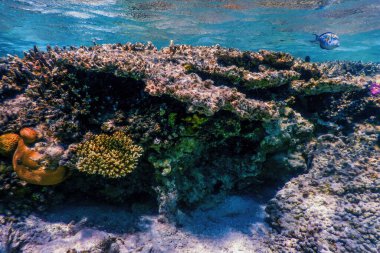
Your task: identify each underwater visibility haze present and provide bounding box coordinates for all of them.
[0,1,380,252]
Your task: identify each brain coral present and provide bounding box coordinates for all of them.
[0,133,20,157]
[76,132,143,178]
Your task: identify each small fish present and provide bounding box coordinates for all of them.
[313,32,340,50]
[370,80,380,96]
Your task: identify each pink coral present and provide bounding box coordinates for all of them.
[370,81,380,96]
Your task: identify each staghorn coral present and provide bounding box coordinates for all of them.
[0,133,20,157]
[0,95,36,134]
[0,55,31,101]
[75,132,143,178]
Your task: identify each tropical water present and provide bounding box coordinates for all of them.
[0,0,380,62]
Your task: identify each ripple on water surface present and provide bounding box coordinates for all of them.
[0,0,379,62]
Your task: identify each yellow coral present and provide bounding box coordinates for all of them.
[76,131,143,178]
[12,139,68,185]
[0,133,21,157]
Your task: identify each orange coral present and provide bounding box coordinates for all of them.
[12,139,68,186]
[0,133,21,157]
[20,127,38,144]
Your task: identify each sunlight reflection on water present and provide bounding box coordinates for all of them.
[0,0,379,62]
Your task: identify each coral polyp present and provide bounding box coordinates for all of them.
[75,132,143,178]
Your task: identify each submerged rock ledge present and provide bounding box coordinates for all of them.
[0,43,379,252]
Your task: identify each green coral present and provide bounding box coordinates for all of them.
[183,114,208,129]
[149,137,202,176]
[168,112,177,128]
[181,114,208,135]
[76,132,143,178]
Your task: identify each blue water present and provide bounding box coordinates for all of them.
[0,0,379,62]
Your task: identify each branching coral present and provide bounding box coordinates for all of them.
[76,132,143,178]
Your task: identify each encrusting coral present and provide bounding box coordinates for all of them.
[0,127,68,186]
[75,132,143,178]
[0,133,20,157]
[13,139,68,186]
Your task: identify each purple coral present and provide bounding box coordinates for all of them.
[370,81,380,96]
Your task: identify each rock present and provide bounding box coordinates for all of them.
[25,229,109,253]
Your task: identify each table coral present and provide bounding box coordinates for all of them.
[291,75,367,95]
[75,132,143,178]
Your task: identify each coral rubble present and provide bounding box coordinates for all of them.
[0,42,379,252]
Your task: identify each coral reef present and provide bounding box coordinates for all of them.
[75,132,143,178]
[0,43,379,252]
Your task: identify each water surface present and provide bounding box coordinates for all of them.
[0,0,379,61]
